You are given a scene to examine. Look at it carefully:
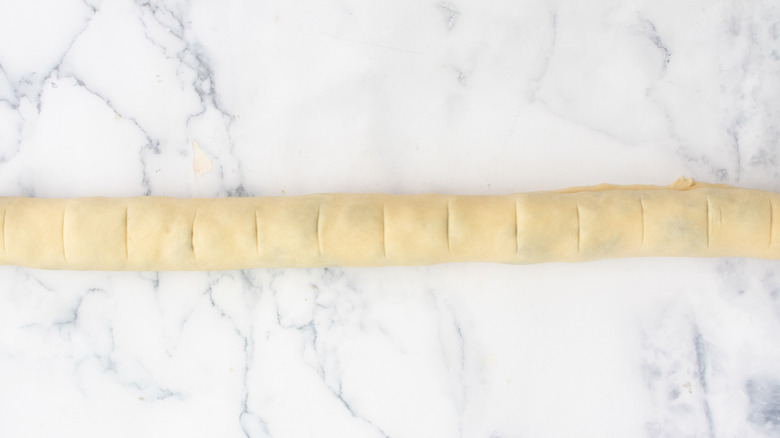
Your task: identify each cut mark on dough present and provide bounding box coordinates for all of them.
[316,205,323,257]
[446,200,452,254]
[382,204,387,259]
[2,209,6,254]
[576,203,581,253]
[769,197,774,248]
[124,206,129,260]
[705,197,711,249]
[639,197,645,245]
[514,200,519,255]
[255,210,261,257]
[191,211,198,260]
[62,207,68,262]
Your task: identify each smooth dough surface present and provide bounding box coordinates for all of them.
[0,178,778,270]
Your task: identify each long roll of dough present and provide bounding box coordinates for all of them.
[0,178,778,270]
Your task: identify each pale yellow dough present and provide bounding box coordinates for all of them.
[0,178,778,270]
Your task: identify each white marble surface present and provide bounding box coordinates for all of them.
[0,0,779,436]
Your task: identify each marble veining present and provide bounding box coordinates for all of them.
[1,0,780,436]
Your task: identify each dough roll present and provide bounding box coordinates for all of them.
[0,178,778,270]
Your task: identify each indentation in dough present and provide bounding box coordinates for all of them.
[514,200,519,255]
[446,199,452,253]
[62,207,67,262]
[255,210,261,256]
[382,203,387,259]
[576,203,581,253]
[316,204,323,257]
[705,197,711,249]
[2,209,6,254]
[769,197,774,248]
[191,210,198,260]
[124,206,129,260]
[639,197,646,245]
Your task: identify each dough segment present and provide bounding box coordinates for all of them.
[0,178,778,270]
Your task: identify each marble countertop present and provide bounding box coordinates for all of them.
[1,0,779,436]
